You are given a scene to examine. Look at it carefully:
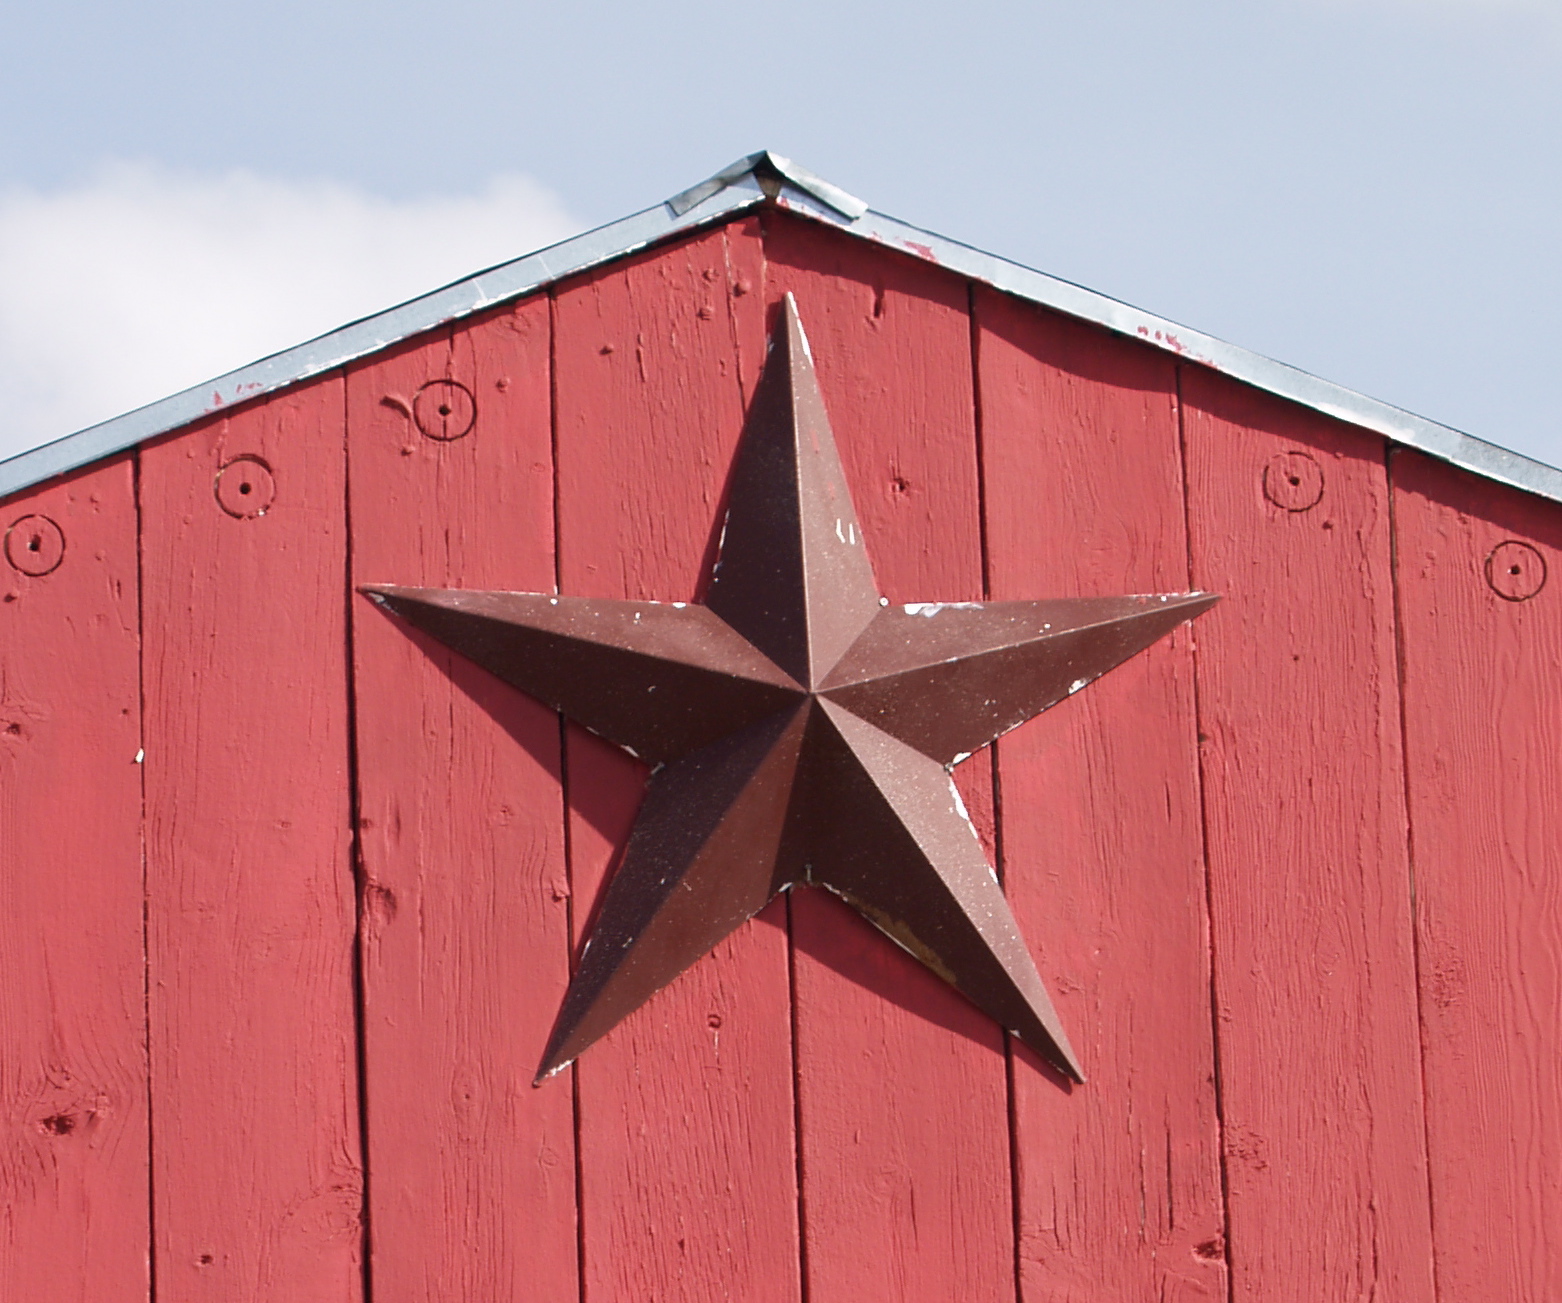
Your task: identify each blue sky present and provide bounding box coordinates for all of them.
[2,0,1559,467]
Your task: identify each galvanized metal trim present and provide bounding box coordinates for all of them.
[784,200,1562,505]
[0,176,767,502]
[667,151,867,221]
[5,154,1560,507]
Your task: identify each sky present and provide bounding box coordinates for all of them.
[1,0,1559,469]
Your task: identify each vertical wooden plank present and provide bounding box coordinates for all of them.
[347,300,578,1299]
[553,221,803,1301]
[0,461,148,1302]
[1181,370,1435,1301]
[142,386,362,1301]
[1392,450,1562,1300]
[974,291,1226,1299]
[765,216,1015,1301]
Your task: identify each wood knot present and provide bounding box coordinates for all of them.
[363,881,398,927]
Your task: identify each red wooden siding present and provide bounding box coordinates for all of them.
[974,289,1227,1300]
[1392,450,1562,1299]
[346,301,578,1299]
[0,458,147,1302]
[141,392,362,1301]
[551,220,804,1302]
[767,216,1017,1303]
[6,206,1562,1303]
[1181,373,1436,1301]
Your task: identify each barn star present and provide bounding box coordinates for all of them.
[364,296,1215,1084]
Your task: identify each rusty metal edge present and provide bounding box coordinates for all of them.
[5,154,1560,506]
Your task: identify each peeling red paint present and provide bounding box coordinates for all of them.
[1134,326,1190,357]
[902,241,938,263]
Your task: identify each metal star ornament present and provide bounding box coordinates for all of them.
[364,295,1216,1085]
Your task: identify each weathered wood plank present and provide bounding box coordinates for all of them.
[141,388,363,1301]
[765,216,1015,1302]
[0,460,148,1302]
[1392,449,1562,1301]
[1180,371,1435,1301]
[552,220,803,1302]
[347,300,578,1299]
[974,290,1226,1300]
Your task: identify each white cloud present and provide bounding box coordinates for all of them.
[0,163,580,461]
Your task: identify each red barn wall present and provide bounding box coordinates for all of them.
[3,209,1559,1301]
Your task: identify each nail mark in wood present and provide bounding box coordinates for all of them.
[1263,451,1324,511]
[4,514,65,575]
[215,456,275,519]
[413,380,476,441]
[1485,540,1546,601]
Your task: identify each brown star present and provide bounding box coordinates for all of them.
[364,296,1215,1084]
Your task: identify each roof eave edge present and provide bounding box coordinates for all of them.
[0,175,769,502]
[781,195,1562,505]
[5,154,1560,509]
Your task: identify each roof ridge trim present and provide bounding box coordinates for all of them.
[3,155,1559,507]
[667,151,867,220]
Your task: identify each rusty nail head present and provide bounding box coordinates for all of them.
[215,456,275,519]
[1486,540,1546,601]
[413,380,476,441]
[4,514,65,576]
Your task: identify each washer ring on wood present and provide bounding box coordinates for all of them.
[413,380,477,441]
[4,514,65,576]
[1263,451,1324,511]
[215,455,276,519]
[1485,540,1546,601]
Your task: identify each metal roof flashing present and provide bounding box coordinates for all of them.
[668,151,868,221]
[3,153,1559,507]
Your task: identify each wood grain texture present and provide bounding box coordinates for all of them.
[1392,449,1562,1301]
[765,215,1015,1302]
[974,290,1226,1300]
[553,220,804,1302]
[347,299,578,1299]
[1181,370,1435,1302]
[0,460,148,1302]
[141,387,362,1302]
